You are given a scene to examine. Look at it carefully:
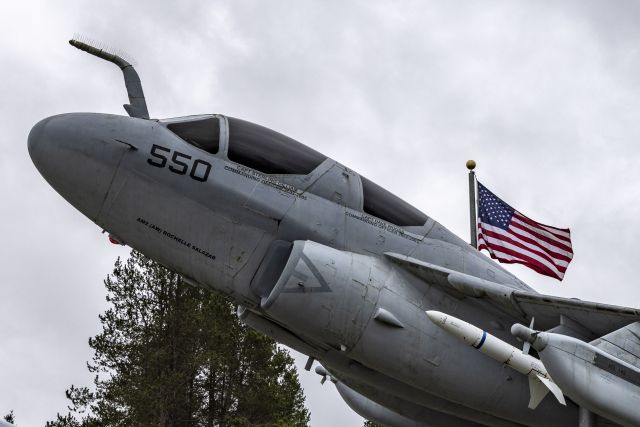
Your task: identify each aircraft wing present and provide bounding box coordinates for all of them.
[385,252,640,338]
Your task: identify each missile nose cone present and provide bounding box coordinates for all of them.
[426,310,447,325]
[426,311,484,347]
[315,366,328,376]
[511,323,535,343]
[511,323,548,351]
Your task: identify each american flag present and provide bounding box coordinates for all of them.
[476,181,573,281]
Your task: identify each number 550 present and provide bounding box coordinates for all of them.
[147,144,211,182]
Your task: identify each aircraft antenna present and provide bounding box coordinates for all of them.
[69,35,150,119]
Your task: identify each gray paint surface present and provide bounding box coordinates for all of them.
[5,2,640,425]
[28,99,640,425]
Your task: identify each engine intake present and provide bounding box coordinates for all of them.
[254,240,386,350]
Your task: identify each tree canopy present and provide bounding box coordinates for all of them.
[3,411,15,424]
[47,251,309,427]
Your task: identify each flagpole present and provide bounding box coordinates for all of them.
[467,160,477,248]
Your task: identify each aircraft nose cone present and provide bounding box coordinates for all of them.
[27,117,48,165]
[28,113,127,221]
[28,115,69,187]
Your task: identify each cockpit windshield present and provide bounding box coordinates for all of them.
[167,117,220,154]
[227,117,326,174]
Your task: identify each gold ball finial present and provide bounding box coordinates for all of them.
[466,160,476,170]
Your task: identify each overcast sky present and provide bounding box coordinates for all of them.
[2,1,640,425]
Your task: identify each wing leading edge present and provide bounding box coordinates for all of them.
[385,252,640,338]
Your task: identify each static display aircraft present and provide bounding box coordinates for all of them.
[28,39,640,427]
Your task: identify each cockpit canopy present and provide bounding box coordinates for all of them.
[166,116,220,154]
[360,177,427,227]
[166,115,327,174]
[163,115,428,227]
[227,117,327,175]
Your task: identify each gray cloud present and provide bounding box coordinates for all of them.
[2,1,640,425]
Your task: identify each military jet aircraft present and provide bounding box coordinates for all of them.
[28,39,640,427]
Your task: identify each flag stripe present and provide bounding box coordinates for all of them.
[506,224,573,260]
[477,243,561,279]
[477,241,566,280]
[512,214,572,245]
[480,225,571,268]
[512,211,571,237]
[509,219,573,253]
[478,230,566,276]
[479,233,568,277]
[477,233,566,278]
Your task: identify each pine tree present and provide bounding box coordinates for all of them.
[48,251,309,426]
[3,410,15,424]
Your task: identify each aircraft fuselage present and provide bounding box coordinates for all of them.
[29,112,579,426]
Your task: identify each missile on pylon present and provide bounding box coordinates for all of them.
[426,310,565,409]
[512,323,640,427]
